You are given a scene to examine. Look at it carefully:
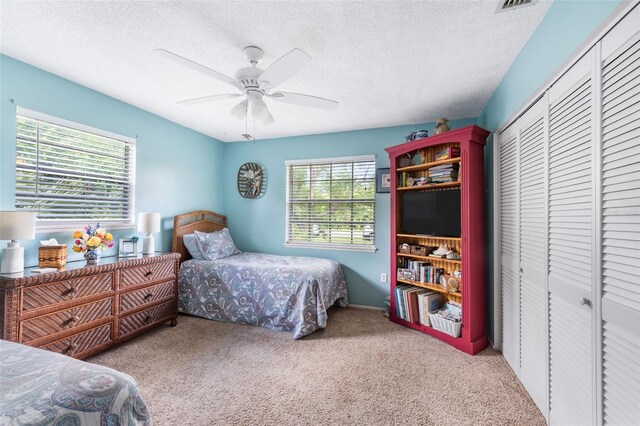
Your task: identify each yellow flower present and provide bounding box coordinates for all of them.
[87,236,102,247]
[105,233,113,240]
[72,246,82,253]
[73,231,82,238]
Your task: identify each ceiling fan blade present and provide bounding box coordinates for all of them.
[251,98,275,125]
[258,48,311,89]
[154,49,242,90]
[177,93,243,105]
[230,100,248,121]
[268,91,339,110]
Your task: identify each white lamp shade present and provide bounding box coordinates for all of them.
[138,212,161,234]
[0,211,36,240]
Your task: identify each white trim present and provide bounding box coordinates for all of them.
[347,303,383,310]
[16,106,136,144]
[35,222,136,234]
[285,154,375,166]
[494,1,637,136]
[284,242,377,252]
[492,130,501,351]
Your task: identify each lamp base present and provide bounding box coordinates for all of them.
[142,235,155,255]
[1,241,25,274]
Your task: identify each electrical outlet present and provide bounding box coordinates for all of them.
[380,273,388,283]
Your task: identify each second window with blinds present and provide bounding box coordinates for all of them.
[285,155,376,252]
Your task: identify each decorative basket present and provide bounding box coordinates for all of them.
[398,243,411,254]
[38,245,67,268]
[410,245,427,256]
[428,312,462,338]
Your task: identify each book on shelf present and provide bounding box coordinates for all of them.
[417,292,444,326]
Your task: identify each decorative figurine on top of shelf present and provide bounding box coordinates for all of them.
[404,129,428,143]
[435,118,451,134]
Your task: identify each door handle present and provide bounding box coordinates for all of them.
[579,297,591,307]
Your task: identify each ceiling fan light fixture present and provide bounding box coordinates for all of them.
[230,100,248,121]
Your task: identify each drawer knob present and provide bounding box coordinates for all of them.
[64,287,77,296]
[63,344,76,354]
[144,293,153,300]
[64,315,80,326]
[144,315,152,324]
[144,271,153,277]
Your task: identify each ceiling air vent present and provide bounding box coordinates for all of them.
[496,0,537,12]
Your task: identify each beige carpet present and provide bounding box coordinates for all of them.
[88,307,544,425]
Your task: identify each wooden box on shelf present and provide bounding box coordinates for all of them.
[385,125,489,355]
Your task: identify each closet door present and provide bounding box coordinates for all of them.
[600,8,640,425]
[547,51,595,426]
[517,97,549,414]
[498,124,520,373]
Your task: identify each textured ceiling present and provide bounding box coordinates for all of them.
[0,0,551,142]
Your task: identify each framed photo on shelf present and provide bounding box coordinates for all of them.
[376,168,391,193]
[118,238,138,257]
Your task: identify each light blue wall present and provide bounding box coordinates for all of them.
[478,0,622,339]
[0,54,225,267]
[223,118,476,308]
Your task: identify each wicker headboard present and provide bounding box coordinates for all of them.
[172,210,227,263]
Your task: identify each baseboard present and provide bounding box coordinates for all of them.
[347,303,384,311]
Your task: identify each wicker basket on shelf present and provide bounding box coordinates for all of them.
[398,243,411,254]
[410,245,427,256]
[38,245,67,268]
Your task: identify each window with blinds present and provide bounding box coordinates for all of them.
[15,108,136,227]
[285,155,376,251]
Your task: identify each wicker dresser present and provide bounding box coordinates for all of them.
[0,252,180,359]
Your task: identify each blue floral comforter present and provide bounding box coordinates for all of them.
[0,340,151,425]
[178,252,348,339]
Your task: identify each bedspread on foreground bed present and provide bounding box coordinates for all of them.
[178,252,349,339]
[0,340,151,425]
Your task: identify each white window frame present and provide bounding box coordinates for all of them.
[15,107,136,232]
[285,154,377,252]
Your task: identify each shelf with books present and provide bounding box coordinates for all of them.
[396,156,461,173]
[397,278,462,299]
[396,253,461,266]
[397,181,460,191]
[385,124,489,355]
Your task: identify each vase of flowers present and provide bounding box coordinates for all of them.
[72,224,114,265]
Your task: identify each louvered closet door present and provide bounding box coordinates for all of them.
[499,124,520,373]
[547,51,595,426]
[600,8,640,425]
[517,97,549,414]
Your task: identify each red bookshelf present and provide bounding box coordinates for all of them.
[385,125,489,355]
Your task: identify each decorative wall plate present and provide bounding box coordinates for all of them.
[237,162,265,198]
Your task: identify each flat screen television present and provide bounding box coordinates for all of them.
[402,189,461,237]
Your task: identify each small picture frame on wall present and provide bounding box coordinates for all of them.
[118,238,138,258]
[376,168,391,193]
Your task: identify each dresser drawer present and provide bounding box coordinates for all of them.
[119,300,176,338]
[22,273,114,312]
[39,323,112,358]
[120,280,175,314]
[121,260,176,288]
[21,298,112,344]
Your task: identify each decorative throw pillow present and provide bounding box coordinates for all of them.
[183,234,206,260]
[194,228,240,261]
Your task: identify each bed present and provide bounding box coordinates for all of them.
[0,339,151,425]
[173,211,348,339]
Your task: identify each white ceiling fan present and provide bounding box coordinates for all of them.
[155,46,338,125]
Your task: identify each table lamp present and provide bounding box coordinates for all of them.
[0,211,37,274]
[138,212,160,255]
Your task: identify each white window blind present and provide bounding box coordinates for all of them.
[285,155,376,252]
[15,108,136,227]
